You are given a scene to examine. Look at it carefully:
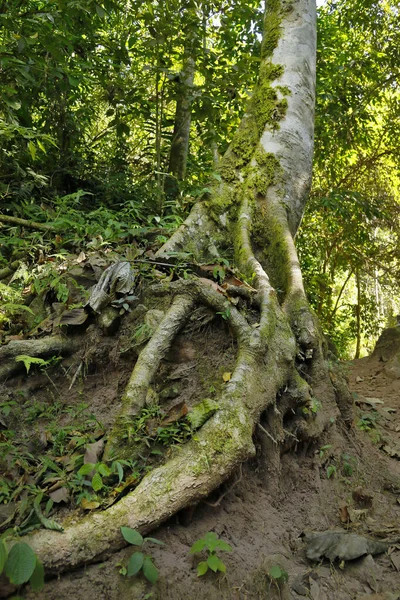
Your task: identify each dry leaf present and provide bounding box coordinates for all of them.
[84,439,105,465]
[222,372,231,382]
[160,401,188,427]
[76,251,86,263]
[49,487,69,504]
[81,498,100,511]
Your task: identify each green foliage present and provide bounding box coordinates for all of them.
[298,0,400,358]
[0,540,44,591]
[15,355,60,374]
[190,531,232,576]
[268,565,288,584]
[326,465,337,479]
[120,527,163,584]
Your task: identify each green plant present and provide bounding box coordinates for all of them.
[319,444,332,459]
[120,527,164,584]
[326,464,337,479]
[0,539,44,591]
[268,564,289,584]
[190,531,232,576]
[216,308,231,321]
[15,355,61,374]
[341,453,356,477]
[357,412,378,432]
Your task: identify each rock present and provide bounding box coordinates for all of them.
[384,354,400,379]
[372,327,400,362]
[304,530,388,562]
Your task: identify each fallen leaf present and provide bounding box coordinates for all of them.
[76,251,86,263]
[81,498,100,511]
[84,439,105,465]
[160,401,188,426]
[339,503,350,524]
[57,308,88,326]
[222,372,231,382]
[49,487,69,504]
[362,397,385,406]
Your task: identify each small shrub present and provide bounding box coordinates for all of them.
[120,527,164,584]
[190,531,232,576]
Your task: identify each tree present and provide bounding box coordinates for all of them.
[297,0,400,358]
[2,0,350,576]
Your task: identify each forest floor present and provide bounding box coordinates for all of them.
[1,251,400,598]
[1,332,399,598]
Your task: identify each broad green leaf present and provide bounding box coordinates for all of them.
[5,543,36,585]
[29,558,44,591]
[190,539,206,554]
[127,552,144,576]
[91,472,103,491]
[204,531,219,552]
[197,561,208,576]
[78,463,95,476]
[97,463,111,477]
[144,537,164,546]
[269,565,283,579]
[121,527,143,546]
[95,4,106,18]
[142,557,158,584]
[0,539,8,574]
[28,141,36,161]
[207,554,226,573]
[216,539,232,552]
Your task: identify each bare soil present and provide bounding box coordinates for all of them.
[2,325,400,599]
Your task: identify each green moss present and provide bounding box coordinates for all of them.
[261,0,283,59]
[219,152,238,183]
[252,85,288,134]
[243,147,281,197]
[230,115,260,165]
[251,203,291,296]
[207,184,238,218]
[276,85,291,96]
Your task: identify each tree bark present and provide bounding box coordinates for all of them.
[165,37,196,200]
[6,0,346,579]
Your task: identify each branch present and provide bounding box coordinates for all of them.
[0,214,55,233]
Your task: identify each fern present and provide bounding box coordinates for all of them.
[187,399,219,430]
[15,355,53,374]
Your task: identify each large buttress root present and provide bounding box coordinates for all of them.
[5,0,344,579]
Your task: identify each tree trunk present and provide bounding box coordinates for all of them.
[7,0,349,577]
[165,42,196,200]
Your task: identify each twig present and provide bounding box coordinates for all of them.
[257,422,278,444]
[0,213,55,232]
[69,362,83,390]
[204,465,243,507]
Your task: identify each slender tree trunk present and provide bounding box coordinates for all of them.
[165,46,196,199]
[355,267,361,358]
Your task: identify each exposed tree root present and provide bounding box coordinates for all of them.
[2,0,346,584]
[0,335,78,381]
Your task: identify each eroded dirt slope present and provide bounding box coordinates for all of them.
[13,331,400,600]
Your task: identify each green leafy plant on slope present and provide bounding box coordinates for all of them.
[120,527,164,584]
[190,531,232,576]
[0,539,44,592]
